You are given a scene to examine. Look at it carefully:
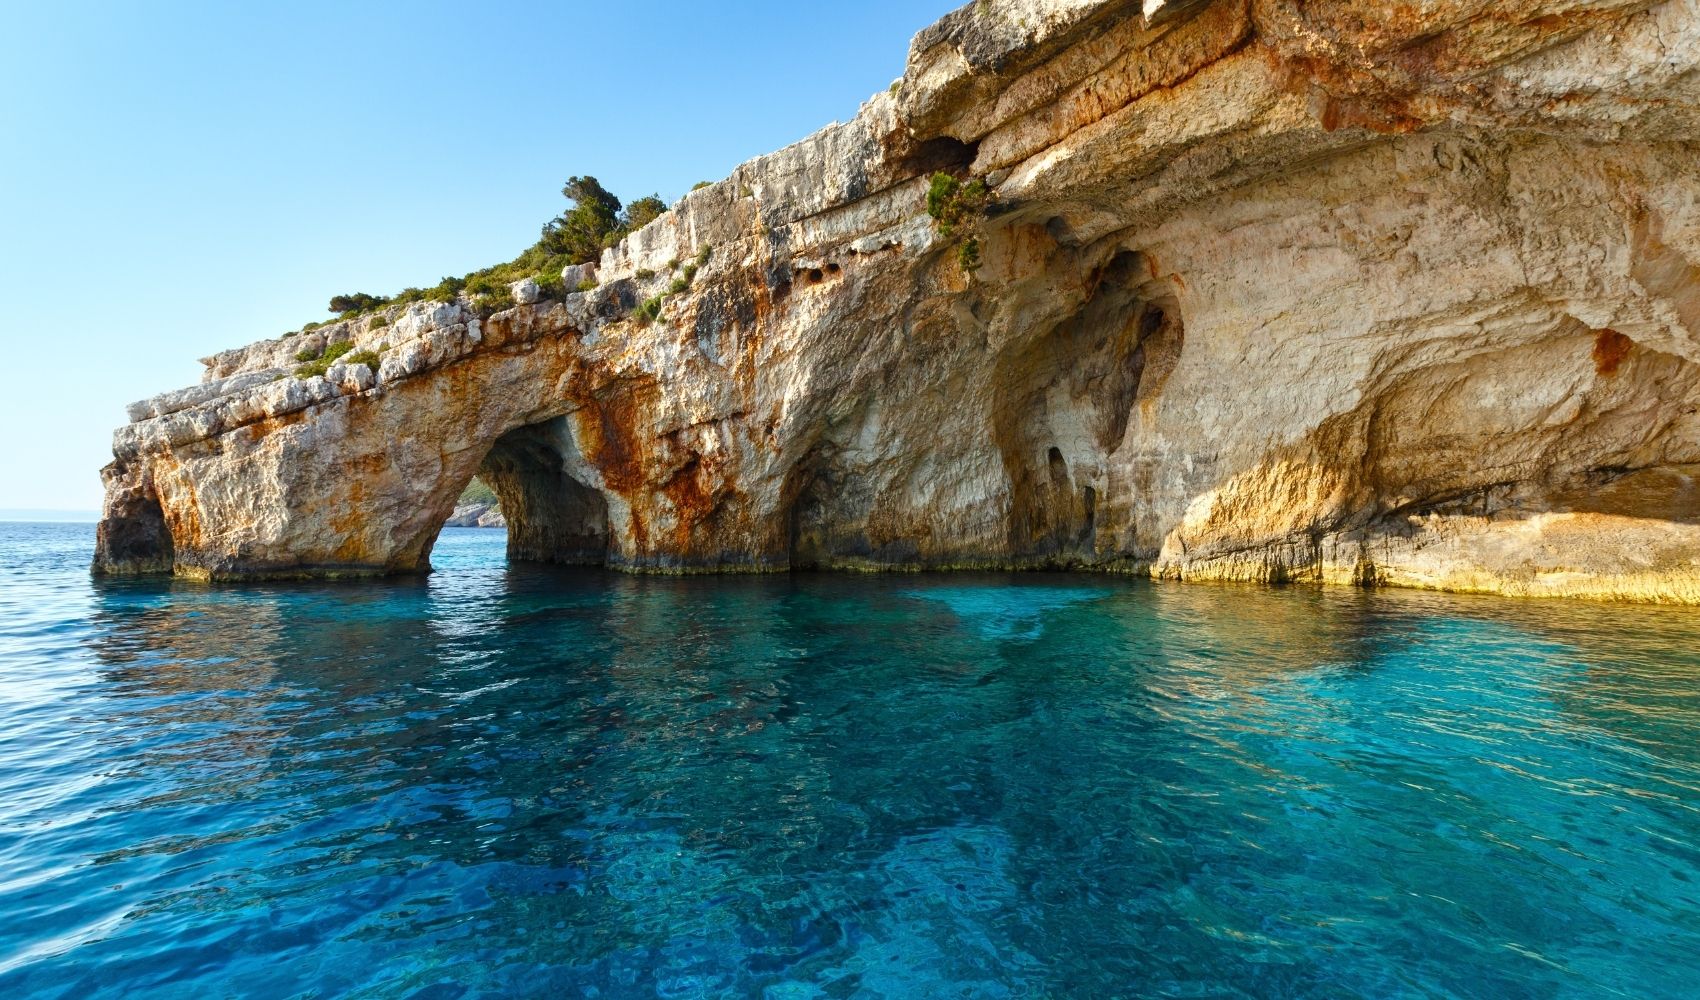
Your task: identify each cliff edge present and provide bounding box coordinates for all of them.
[97,0,1700,602]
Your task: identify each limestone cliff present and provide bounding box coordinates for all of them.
[97,0,1700,602]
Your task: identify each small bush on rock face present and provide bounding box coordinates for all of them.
[631,294,665,326]
[926,173,991,274]
[636,268,655,281]
[692,181,711,191]
[426,276,465,303]
[958,237,982,272]
[926,173,988,237]
[576,278,598,293]
[294,346,321,362]
[368,315,388,328]
[669,276,689,294]
[473,287,515,314]
[534,270,565,298]
[294,340,355,379]
[344,349,382,372]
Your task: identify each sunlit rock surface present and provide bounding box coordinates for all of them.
[445,503,505,529]
[98,0,1700,601]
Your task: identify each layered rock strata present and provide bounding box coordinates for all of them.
[98,0,1700,602]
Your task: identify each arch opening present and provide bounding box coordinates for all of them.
[475,418,609,565]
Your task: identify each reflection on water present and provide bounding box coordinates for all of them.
[1,523,1699,997]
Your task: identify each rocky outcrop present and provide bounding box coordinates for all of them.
[97,0,1700,601]
[445,503,505,529]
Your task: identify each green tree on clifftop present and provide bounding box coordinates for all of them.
[540,176,623,264]
[621,195,667,235]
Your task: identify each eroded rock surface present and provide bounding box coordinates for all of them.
[97,0,1700,601]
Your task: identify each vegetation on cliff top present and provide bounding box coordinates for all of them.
[291,340,387,379]
[293,340,355,378]
[308,176,674,328]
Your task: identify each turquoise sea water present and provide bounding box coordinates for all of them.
[3,522,1700,998]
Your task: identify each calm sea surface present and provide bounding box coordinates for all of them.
[2,522,1699,998]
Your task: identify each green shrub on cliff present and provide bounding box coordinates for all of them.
[297,174,685,328]
[472,286,515,315]
[344,348,382,372]
[926,173,990,272]
[622,195,667,233]
[958,237,982,272]
[540,176,623,263]
[329,292,388,314]
[926,173,988,237]
[631,294,665,326]
[534,270,566,298]
[294,340,355,379]
[425,276,465,303]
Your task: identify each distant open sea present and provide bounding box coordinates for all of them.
[2,520,1699,998]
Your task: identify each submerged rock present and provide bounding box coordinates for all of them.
[97,0,1700,601]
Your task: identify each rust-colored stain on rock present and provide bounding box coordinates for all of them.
[1593,329,1633,376]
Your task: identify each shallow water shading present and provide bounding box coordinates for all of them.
[2,523,1699,997]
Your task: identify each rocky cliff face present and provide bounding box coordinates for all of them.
[97,0,1700,601]
[445,502,505,529]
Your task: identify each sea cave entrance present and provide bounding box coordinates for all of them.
[465,417,609,566]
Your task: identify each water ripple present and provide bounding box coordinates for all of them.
[0,524,1698,997]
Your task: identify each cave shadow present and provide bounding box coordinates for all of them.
[465,416,610,567]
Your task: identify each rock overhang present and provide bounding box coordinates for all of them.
[95,0,1700,603]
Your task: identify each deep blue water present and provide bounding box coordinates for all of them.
[3,523,1700,998]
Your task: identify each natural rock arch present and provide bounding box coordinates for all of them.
[94,0,1700,602]
[474,418,610,566]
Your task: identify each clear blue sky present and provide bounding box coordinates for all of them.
[0,0,959,513]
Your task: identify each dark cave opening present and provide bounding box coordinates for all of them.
[475,419,609,565]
